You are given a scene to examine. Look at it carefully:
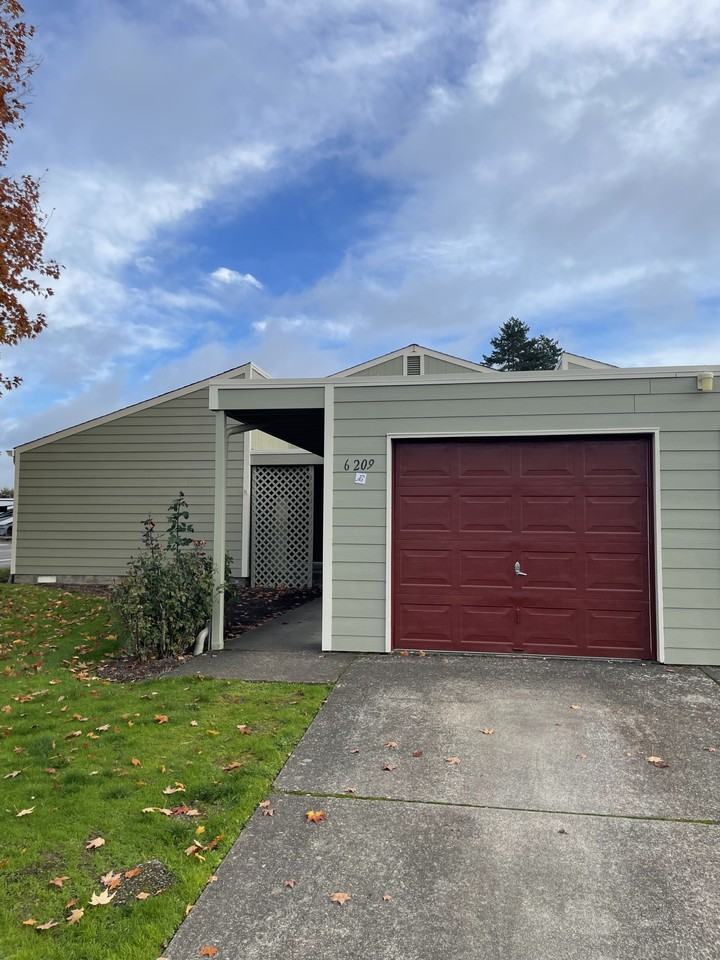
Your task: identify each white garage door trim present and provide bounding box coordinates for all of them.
[384,428,664,661]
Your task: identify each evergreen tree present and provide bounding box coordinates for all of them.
[483,317,562,371]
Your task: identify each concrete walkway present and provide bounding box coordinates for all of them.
[166,655,720,960]
[172,599,356,683]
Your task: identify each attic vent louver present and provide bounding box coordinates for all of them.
[406,355,421,376]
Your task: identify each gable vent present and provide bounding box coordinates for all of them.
[406,355,422,376]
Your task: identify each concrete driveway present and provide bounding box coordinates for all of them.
[166,655,720,960]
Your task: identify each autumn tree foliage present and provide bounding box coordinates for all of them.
[0,0,59,393]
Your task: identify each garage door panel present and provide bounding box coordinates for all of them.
[459,495,512,532]
[459,550,514,587]
[520,551,578,590]
[397,549,453,587]
[395,603,454,647]
[584,496,647,535]
[459,605,515,650]
[521,496,576,533]
[583,439,648,480]
[396,442,454,479]
[458,443,513,478]
[396,494,452,532]
[393,437,654,659]
[585,553,646,593]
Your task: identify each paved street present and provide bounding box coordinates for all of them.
[0,540,11,566]
[166,655,720,960]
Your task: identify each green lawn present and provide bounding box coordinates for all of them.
[0,585,330,959]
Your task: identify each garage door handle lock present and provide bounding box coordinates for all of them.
[514,561,528,577]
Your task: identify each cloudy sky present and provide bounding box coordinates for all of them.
[2,0,720,485]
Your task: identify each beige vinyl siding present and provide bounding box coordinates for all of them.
[423,355,484,375]
[14,384,248,581]
[331,375,720,664]
[346,357,404,377]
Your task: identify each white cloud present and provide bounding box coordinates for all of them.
[210,267,264,290]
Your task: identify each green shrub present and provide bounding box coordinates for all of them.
[111,493,222,660]
[0,568,9,583]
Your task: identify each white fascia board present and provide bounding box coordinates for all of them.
[15,362,255,454]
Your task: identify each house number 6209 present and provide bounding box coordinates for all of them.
[344,458,375,471]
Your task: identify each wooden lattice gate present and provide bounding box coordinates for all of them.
[250,465,314,587]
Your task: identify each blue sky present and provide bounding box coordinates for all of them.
[3,0,720,485]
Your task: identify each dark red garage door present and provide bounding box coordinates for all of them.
[392,436,654,659]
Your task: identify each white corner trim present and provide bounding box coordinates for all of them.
[9,452,18,577]
[241,430,252,579]
[321,383,335,651]
[384,428,664,662]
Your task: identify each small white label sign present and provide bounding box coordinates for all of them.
[354,472,367,485]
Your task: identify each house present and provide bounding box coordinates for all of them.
[11,344,720,666]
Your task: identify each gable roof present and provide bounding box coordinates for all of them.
[14,361,270,454]
[330,343,500,377]
[555,351,617,370]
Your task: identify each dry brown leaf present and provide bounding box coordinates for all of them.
[154,714,169,724]
[259,799,274,817]
[570,704,581,710]
[329,891,351,906]
[382,894,393,902]
[185,903,193,916]
[480,728,495,735]
[136,892,151,900]
[131,758,142,767]
[125,867,142,879]
[89,888,116,906]
[305,809,326,824]
[65,730,82,739]
[236,724,253,734]
[222,761,243,772]
[21,918,37,926]
[349,747,360,754]
[162,782,186,795]
[85,837,105,850]
[646,756,669,768]
[49,876,69,888]
[101,871,122,890]
[704,746,717,753]
[382,762,397,771]
[283,879,297,889]
[96,724,110,732]
[16,807,35,817]
[445,756,461,765]
[86,732,99,740]
[199,947,218,958]
[66,908,84,924]
[385,740,399,749]
[36,919,59,931]
[65,898,78,909]
[411,749,423,757]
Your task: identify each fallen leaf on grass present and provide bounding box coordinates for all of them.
[162,782,186,795]
[86,837,105,850]
[36,919,59,931]
[305,810,326,824]
[143,807,173,816]
[329,891,351,905]
[21,918,37,926]
[89,889,116,906]
[190,720,198,727]
[49,876,69,888]
[101,871,122,890]
[16,807,35,817]
[131,758,142,767]
[96,724,110,732]
[65,898,78,909]
[66,908,84,924]
[154,715,169,724]
[199,947,218,958]
[236,724,253,734]
[646,756,669,768]
[222,761,243,772]
[65,730,82,739]
[4,769,21,779]
[185,903,193,916]
[185,842,205,858]
[445,756,461,765]
[136,892,151,901]
[480,728,495,736]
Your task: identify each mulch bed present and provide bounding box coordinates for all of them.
[94,585,321,682]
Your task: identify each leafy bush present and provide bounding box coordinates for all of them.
[111,493,225,660]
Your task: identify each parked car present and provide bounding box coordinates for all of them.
[0,505,13,538]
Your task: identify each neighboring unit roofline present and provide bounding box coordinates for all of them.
[330,343,500,377]
[556,351,618,370]
[14,361,258,454]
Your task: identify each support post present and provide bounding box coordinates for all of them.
[211,411,227,650]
